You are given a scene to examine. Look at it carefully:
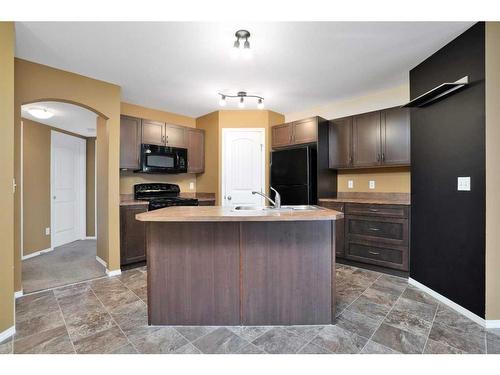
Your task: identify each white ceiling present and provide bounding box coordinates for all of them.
[21,101,98,137]
[15,22,474,118]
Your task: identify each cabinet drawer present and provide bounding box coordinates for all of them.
[346,242,408,271]
[345,203,408,218]
[319,201,344,212]
[347,216,407,245]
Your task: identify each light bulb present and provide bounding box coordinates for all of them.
[219,96,226,107]
[238,97,245,108]
[257,99,264,110]
[233,39,240,49]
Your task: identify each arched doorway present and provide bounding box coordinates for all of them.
[19,100,108,293]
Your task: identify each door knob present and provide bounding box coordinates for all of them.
[53,196,56,200]
[227,195,232,201]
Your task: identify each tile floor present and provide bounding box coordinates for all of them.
[22,240,106,293]
[2,264,499,354]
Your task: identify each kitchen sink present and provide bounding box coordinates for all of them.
[231,205,322,212]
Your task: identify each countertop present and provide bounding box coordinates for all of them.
[319,192,410,206]
[136,205,343,222]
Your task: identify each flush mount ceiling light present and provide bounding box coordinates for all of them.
[231,29,252,59]
[26,107,54,119]
[218,92,264,110]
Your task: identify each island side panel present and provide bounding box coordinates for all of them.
[146,222,240,325]
[331,220,337,321]
[240,220,333,325]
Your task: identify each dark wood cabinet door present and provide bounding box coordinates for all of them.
[142,120,165,146]
[328,117,352,168]
[186,128,205,173]
[271,123,293,148]
[120,116,141,170]
[165,124,186,148]
[292,118,317,145]
[352,111,382,167]
[120,205,147,266]
[382,107,410,166]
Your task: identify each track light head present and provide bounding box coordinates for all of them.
[238,96,245,108]
[257,98,264,110]
[219,95,226,107]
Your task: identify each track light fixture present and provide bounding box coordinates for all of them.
[218,92,265,109]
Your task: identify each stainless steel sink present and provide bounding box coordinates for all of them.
[231,205,322,212]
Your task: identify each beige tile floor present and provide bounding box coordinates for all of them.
[1,264,499,354]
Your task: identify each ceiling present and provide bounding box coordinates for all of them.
[21,101,97,137]
[15,22,474,118]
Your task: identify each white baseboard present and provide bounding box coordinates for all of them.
[486,320,500,329]
[85,236,96,240]
[14,290,23,299]
[95,256,107,268]
[22,247,53,260]
[0,326,15,342]
[408,278,488,328]
[106,268,121,277]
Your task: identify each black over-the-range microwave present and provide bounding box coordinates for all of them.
[136,144,188,174]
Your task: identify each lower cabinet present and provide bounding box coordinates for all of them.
[319,201,410,272]
[120,205,147,266]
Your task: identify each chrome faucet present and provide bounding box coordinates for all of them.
[252,187,281,209]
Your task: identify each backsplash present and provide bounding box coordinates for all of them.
[337,166,410,193]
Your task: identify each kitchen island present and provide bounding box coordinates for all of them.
[136,206,343,326]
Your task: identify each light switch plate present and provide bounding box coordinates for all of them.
[348,180,354,189]
[45,227,50,236]
[369,180,376,190]
[189,182,195,190]
[457,177,471,191]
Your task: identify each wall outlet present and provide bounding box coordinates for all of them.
[348,180,354,189]
[457,177,471,191]
[369,180,376,190]
[189,182,195,190]
[45,227,50,236]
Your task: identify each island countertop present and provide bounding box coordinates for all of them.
[135,205,343,222]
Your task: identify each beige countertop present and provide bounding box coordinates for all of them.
[136,205,343,222]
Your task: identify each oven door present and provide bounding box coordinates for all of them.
[140,144,187,173]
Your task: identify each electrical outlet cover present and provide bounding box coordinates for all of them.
[348,180,354,189]
[369,180,376,189]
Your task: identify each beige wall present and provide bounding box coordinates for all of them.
[195,111,220,201]
[285,84,411,196]
[96,117,109,263]
[0,22,15,335]
[15,58,122,289]
[195,110,285,205]
[119,102,197,194]
[337,167,411,193]
[86,138,96,237]
[22,118,96,256]
[485,22,500,320]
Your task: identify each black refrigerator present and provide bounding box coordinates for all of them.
[270,146,317,205]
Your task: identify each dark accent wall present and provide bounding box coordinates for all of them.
[410,22,486,317]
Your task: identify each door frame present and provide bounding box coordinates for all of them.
[221,128,266,207]
[50,130,87,249]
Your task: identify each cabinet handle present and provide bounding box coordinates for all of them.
[368,251,380,255]
[377,153,381,162]
[382,153,385,162]
[369,227,380,231]
[369,208,379,212]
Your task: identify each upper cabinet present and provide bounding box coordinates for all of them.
[328,107,410,169]
[142,120,165,146]
[329,117,352,169]
[120,116,142,170]
[271,117,319,148]
[186,128,205,174]
[381,107,410,166]
[352,111,382,167]
[121,116,205,174]
[164,124,187,148]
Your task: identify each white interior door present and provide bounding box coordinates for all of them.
[222,128,265,207]
[51,131,86,248]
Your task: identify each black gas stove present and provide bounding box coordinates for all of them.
[134,183,198,211]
